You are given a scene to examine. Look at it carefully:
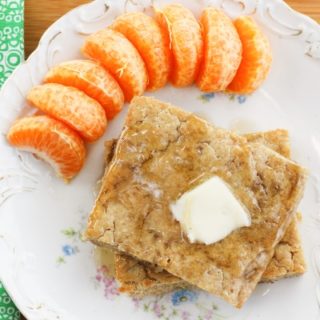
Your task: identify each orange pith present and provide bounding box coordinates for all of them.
[111,12,171,91]
[82,28,148,101]
[155,4,203,87]
[227,16,272,94]
[27,83,107,142]
[7,115,86,180]
[196,7,242,92]
[44,59,124,120]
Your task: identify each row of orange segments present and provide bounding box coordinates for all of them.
[7,5,272,181]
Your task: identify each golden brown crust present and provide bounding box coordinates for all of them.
[245,131,306,281]
[244,130,291,158]
[103,139,118,164]
[261,216,306,281]
[115,253,190,295]
[114,219,305,296]
[86,97,307,307]
[112,130,305,296]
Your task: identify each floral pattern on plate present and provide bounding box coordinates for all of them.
[1,1,320,319]
[57,220,226,320]
[198,92,247,104]
[56,216,86,265]
[92,264,225,320]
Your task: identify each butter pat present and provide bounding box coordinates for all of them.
[170,176,251,245]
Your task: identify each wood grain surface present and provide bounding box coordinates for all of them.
[24,0,320,57]
[20,1,319,319]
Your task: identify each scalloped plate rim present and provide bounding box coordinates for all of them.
[0,0,319,319]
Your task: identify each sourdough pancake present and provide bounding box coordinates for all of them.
[86,97,307,307]
[102,130,305,296]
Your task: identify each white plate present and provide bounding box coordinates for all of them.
[0,0,320,319]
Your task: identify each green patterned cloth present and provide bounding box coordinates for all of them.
[0,0,24,86]
[0,283,20,320]
[0,0,24,319]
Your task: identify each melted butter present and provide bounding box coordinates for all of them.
[94,246,115,277]
[229,119,257,134]
[170,176,251,245]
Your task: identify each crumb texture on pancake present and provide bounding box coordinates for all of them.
[110,129,305,296]
[261,215,306,281]
[86,97,307,307]
[115,253,190,295]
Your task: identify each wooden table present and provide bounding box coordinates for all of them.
[24,0,320,57]
[20,0,320,319]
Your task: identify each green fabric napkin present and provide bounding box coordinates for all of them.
[0,0,24,319]
[0,0,24,86]
[0,283,20,320]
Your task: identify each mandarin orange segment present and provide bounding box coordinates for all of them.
[82,28,147,102]
[155,3,203,87]
[44,60,124,120]
[111,12,171,91]
[7,115,86,181]
[27,83,107,142]
[196,7,242,92]
[227,16,272,94]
